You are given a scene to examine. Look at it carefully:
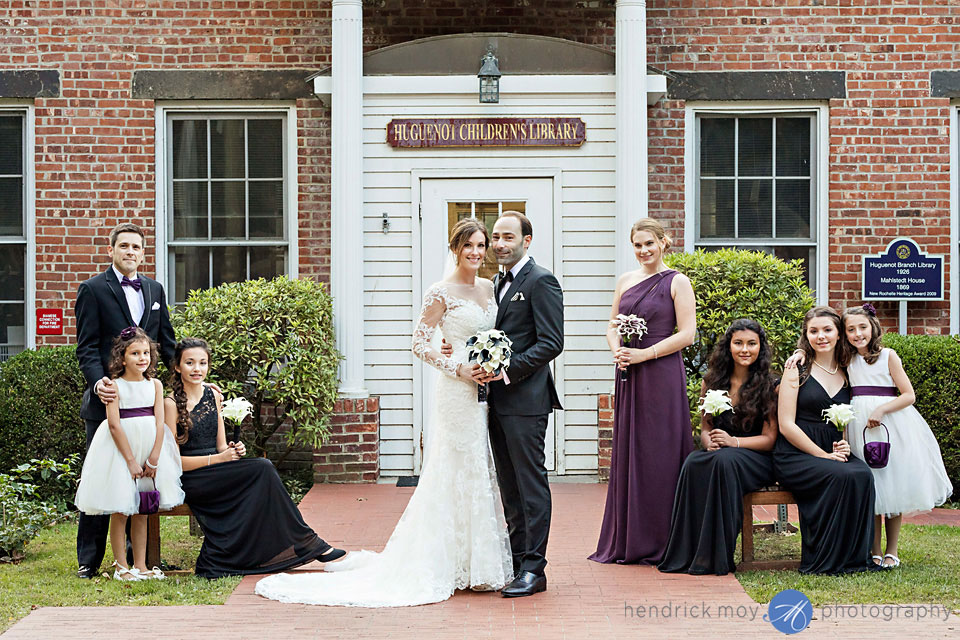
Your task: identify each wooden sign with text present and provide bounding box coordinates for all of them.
[386,117,586,148]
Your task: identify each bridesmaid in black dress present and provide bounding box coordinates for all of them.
[659,318,778,575]
[163,338,345,579]
[590,218,696,565]
[775,306,876,574]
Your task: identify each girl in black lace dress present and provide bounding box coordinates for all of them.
[163,338,345,578]
[658,319,778,575]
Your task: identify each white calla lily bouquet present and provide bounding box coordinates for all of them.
[611,313,647,381]
[699,389,734,417]
[466,329,513,402]
[221,396,253,442]
[822,403,856,432]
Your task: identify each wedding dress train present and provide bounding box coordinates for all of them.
[255,281,512,606]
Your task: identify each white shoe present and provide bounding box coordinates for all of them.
[141,566,166,580]
[112,562,143,581]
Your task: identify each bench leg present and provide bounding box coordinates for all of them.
[741,496,754,564]
[146,513,160,568]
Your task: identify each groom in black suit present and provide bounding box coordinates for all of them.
[74,222,176,578]
[476,211,563,597]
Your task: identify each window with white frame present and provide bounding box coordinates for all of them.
[0,113,26,361]
[165,113,290,304]
[695,113,818,288]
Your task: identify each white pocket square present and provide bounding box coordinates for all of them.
[510,292,526,302]
[151,301,161,310]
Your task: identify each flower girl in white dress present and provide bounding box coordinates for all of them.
[74,327,184,580]
[842,305,953,569]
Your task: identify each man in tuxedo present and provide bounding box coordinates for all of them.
[74,222,176,578]
[474,211,563,597]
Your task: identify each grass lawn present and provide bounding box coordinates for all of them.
[0,517,240,633]
[735,523,960,609]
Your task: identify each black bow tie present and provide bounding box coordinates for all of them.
[498,271,513,295]
[121,275,142,292]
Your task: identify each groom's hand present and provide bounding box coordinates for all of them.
[95,377,117,405]
[440,339,453,357]
[467,364,490,384]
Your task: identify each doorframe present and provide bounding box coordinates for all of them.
[411,168,567,475]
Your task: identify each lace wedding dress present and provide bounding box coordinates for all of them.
[255,280,512,607]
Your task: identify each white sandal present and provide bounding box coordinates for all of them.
[141,566,166,580]
[882,554,901,568]
[112,561,142,581]
[871,555,883,566]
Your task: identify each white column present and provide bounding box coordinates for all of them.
[615,0,649,276]
[331,0,367,398]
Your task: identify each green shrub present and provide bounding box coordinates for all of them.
[0,346,86,474]
[172,276,341,462]
[666,248,815,377]
[881,333,960,491]
[0,473,64,562]
[8,455,80,511]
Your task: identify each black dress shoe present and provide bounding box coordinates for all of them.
[501,571,546,597]
[317,547,346,563]
[77,565,98,579]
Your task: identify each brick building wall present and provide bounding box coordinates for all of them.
[644,0,958,334]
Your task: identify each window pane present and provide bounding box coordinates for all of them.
[776,118,811,177]
[172,246,209,304]
[738,118,772,177]
[248,119,283,179]
[172,120,207,179]
[0,303,25,351]
[738,179,772,238]
[0,177,23,235]
[212,246,246,287]
[773,245,815,289]
[172,182,208,239]
[776,180,812,238]
[0,245,25,299]
[210,120,245,179]
[211,181,246,239]
[248,181,284,238]
[699,119,734,177]
[250,246,285,280]
[699,179,734,238]
[0,116,23,176]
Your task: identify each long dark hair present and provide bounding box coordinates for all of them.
[841,305,884,365]
[795,305,845,382]
[168,337,211,445]
[107,326,158,380]
[702,318,777,431]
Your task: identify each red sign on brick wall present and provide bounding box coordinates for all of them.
[386,117,586,148]
[36,308,63,335]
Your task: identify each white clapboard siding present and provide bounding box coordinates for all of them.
[363,85,616,476]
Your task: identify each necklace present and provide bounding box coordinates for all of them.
[813,360,838,375]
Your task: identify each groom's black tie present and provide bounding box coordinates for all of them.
[497,271,513,299]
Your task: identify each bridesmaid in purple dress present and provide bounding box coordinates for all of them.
[590,218,696,565]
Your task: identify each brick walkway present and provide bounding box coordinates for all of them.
[4,483,958,639]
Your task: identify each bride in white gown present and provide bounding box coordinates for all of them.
[255,218,512,607]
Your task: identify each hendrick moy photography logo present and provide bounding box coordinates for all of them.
[625,589,951,634]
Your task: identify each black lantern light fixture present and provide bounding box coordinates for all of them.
[478,47,501,104]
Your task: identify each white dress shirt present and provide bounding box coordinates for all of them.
[498,254,530,303]
[113,265,144,325]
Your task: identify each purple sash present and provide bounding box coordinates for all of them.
[849,386,898,398]
[119,406,155,418]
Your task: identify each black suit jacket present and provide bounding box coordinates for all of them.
[488,257,564,416]
[75,268,176,421]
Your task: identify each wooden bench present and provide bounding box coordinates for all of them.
[146,504,195,574]
[738,485,801,571]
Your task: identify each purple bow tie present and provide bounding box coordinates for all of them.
[121,275,142,292]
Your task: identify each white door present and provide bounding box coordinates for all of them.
[417,177,558,474]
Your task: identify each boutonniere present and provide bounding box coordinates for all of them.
[510,292,526,302]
